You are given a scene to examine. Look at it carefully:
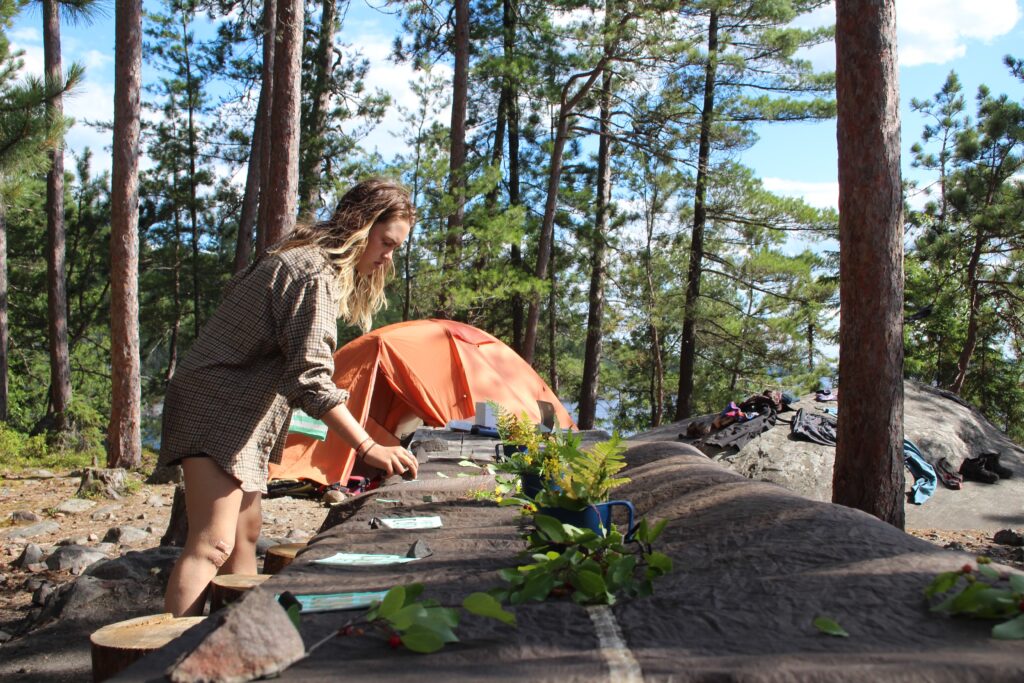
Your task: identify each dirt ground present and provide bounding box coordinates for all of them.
[0,469,326,642]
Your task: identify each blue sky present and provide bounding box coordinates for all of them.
[7,0,1023,211]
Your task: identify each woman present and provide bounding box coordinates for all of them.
[159,177,419,617]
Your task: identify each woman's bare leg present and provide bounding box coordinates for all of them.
[220,490,262,576]
[164,458,243,617]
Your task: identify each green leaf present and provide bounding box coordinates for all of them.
[572,569,608,599]
[1009,574,1024,593]
[978,564,1001,580]
[533,514,569,543]
[813,616,849,637]
[400,623,446,653]
[388,603,428,630]
[519,571,557,602]
[377,586,405,619]
[423,606,461,629]
[463,592,517,626]
[458,460,480,469]
[951,580,993,614]
[404,584,425,603]
[992,614,1024,640]
[924,571,961,598]
[646,552,673,575]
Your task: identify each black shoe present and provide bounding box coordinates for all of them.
[980,452,1013,479]
[960,457,1000,484]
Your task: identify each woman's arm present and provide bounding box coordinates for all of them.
[319,402,419,479]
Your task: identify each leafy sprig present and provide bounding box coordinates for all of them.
[926,557,1024,640]
[492,514,672,606]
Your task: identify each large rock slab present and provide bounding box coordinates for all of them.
[119,443,1023,683]
[633,381,1024,530]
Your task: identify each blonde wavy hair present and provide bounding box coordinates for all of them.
[271,177,414,332]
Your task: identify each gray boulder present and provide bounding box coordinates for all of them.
[13,543,45,568]
[54,498,96,514]
[45,545,108,574]
[4,521,60,539]
[103,525,150,545]
[9,510,40,522]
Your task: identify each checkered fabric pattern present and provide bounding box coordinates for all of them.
[158,246,350,493]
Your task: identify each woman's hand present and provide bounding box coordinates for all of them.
[362,443,419,479]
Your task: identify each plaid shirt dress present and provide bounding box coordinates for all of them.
[158,246,351,493]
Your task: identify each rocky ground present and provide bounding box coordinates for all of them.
[0,462,1022,682]
[0,467,327,669]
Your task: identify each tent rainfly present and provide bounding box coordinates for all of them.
[269,319,575,485]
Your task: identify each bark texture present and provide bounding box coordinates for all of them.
[253,0,276,258]
[262,0,301,248]
[832,0,905,528]
[107,0,143,469]
[44,0,71,430]
[0,206,7,421]
[578,67,613,429]
[675,9,717,421]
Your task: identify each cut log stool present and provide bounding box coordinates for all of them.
[90,613,205,682]
[263,542,306,574]
[209,573,271,612]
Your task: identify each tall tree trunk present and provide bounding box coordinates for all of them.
[236,0,276,270]
[547,242,558,393]
[832,0,905,528]
[165,205,182,383]
[643,187,663,428]
[522,58,610,364]
[649,323,663,427]
[181,13,202,340]
[258,0,294,250]
[439,0,469,317]
[233,107,261,273]
[675,8,717,421]
[298,0,338,214]
[108,0,143,469]
[0,205,8,422]
[505,0,523,353]
[577,67,613,429]
[950,232,984,394]
[43,0,71,431]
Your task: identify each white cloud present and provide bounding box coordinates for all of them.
[345,34,452,161]
[790,0,1023,70]
[10,39,45,79]
[64,80,116,176]
[898,0,1020,66]
[762,177,839,210]
[81,49,113,72]
[9,27,41,43]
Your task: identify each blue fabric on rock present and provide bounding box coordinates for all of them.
[904,439,937,505]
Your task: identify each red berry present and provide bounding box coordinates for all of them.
[961,564,973,574]
[388,634,402,649]
[340,625,353,636]
[1018,599,1024,612]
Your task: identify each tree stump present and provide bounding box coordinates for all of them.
[263,542,305,574]
[77,468,128,499]
[90,613,205,682]
[209,574,271,612]
[161,483,188,547]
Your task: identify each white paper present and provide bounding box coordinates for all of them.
[313,552,419,566]
[379,516,443,530]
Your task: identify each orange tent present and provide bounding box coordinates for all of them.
[269,319,576,485]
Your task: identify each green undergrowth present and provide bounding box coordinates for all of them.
[0,423,158,476]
